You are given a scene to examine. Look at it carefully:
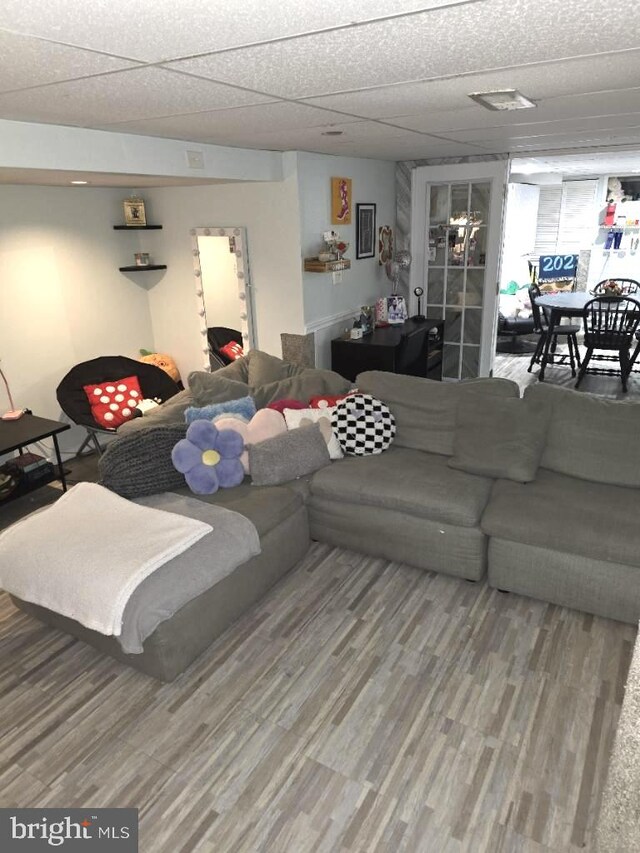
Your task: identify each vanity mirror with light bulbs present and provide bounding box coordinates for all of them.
[190,227,256,371]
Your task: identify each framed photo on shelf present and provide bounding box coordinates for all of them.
[123,196,147,227]
[356,203,376,259]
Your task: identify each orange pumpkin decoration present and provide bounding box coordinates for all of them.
[139,350,181,384]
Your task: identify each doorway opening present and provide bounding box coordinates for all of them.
[494,149,640,397]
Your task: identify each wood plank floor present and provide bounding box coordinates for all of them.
[494,343,640,398]
[0,544,635,853]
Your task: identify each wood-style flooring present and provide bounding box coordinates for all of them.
[0,543,635,853]
[494,340,640,398]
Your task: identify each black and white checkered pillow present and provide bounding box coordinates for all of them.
[331,394,396,456]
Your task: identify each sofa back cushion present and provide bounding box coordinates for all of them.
[356,371,520,456]
[525,383,640,487]
[448,395,550,482]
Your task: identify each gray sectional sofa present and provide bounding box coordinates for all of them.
[10,352,640,681]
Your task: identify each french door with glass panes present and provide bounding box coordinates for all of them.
[410,161,508,379]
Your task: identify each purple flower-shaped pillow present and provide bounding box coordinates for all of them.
[171,420,245,494]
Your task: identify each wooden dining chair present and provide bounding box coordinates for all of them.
[527,284,582,378]
[592,278,640,295]
[575,296,640,392]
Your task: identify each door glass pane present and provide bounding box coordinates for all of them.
[466,269,484,307]
[469,225,487,267]
[445,269,464,306]
[450,184,469,224]
[427,267,445,304]
[464,307,482,344]
[461,346,480,379]
[426,304,444,319]
[430,185,449,224]
[470,182,490,224]
[448,226,467,266]
[443,344,460,379]
[445,308,462,342]
[429,225,447,265]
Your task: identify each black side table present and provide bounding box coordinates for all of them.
[0,415,70,493]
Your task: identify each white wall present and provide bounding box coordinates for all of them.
[0,119,283,183]
[199,235,242,332]
[295,152,396,367]
[143,175,304,378]
[0,185,155,456]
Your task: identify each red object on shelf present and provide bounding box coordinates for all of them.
[603,202,617,227]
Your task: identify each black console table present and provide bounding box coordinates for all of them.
[331,317,444,383]
[0,414,70,496]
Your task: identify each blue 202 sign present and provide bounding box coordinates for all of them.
[538,254,578,280]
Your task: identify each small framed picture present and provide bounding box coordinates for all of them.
[123,196,146,226]
[356,203,376,259]
[331,177,352,225]
[378,225,393,265]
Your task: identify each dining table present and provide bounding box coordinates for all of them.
[534,291,592,381]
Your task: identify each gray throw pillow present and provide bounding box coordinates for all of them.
[249,423,330,486]
[448,395,550,483]
[246,349,304,387]
[99,424,188,498]
[187,372,250,407]
[252,370,351,408]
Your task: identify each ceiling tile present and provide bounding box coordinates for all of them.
[392,88,640,134]
[99,102,361,142]
[0,68,274,125]
[441,113,640,144]
[0,0,469,62]
[0,29,138,93]
[300,51,640,119]
[167,1,640,99]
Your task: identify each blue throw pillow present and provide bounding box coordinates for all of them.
[184,396,256,425]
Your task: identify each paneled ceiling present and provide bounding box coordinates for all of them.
[1,0,639,161]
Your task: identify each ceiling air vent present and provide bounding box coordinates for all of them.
[468,89,536,111]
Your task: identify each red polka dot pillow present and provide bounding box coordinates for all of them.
[83,376,142,429]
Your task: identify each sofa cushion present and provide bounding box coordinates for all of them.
[252,370,351,408]
[117,388,195,435]
[187,371,250,407]
[99,423,187,497]
[310,446,493,528]
[449,395,550,482]
[481,468,640,569]
[246,349,304,386]
[249,423,330,486]
[525,383,640,488]
[177,481,302,537]
[356,371,520,456]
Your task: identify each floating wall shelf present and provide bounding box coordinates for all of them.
[118,264,167,272]
[304,258,351,273]
[113,224,163,230]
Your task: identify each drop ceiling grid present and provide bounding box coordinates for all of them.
[163,1,640,100]
[0,67,279,125]
[0,29,140,94]
[0,0,475,62]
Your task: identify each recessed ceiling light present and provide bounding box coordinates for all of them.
[468,89,536,111]
[321,130,344,136]
[70,180,88,185]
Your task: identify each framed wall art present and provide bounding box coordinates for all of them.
[356,203,376,259]
[378,225,393,265]
[123,196,146,226]
[331,177,352,225]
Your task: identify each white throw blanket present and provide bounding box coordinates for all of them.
[0,482,212,637]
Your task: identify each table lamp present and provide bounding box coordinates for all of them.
[1,365,24,420]
[413,287,425,320]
